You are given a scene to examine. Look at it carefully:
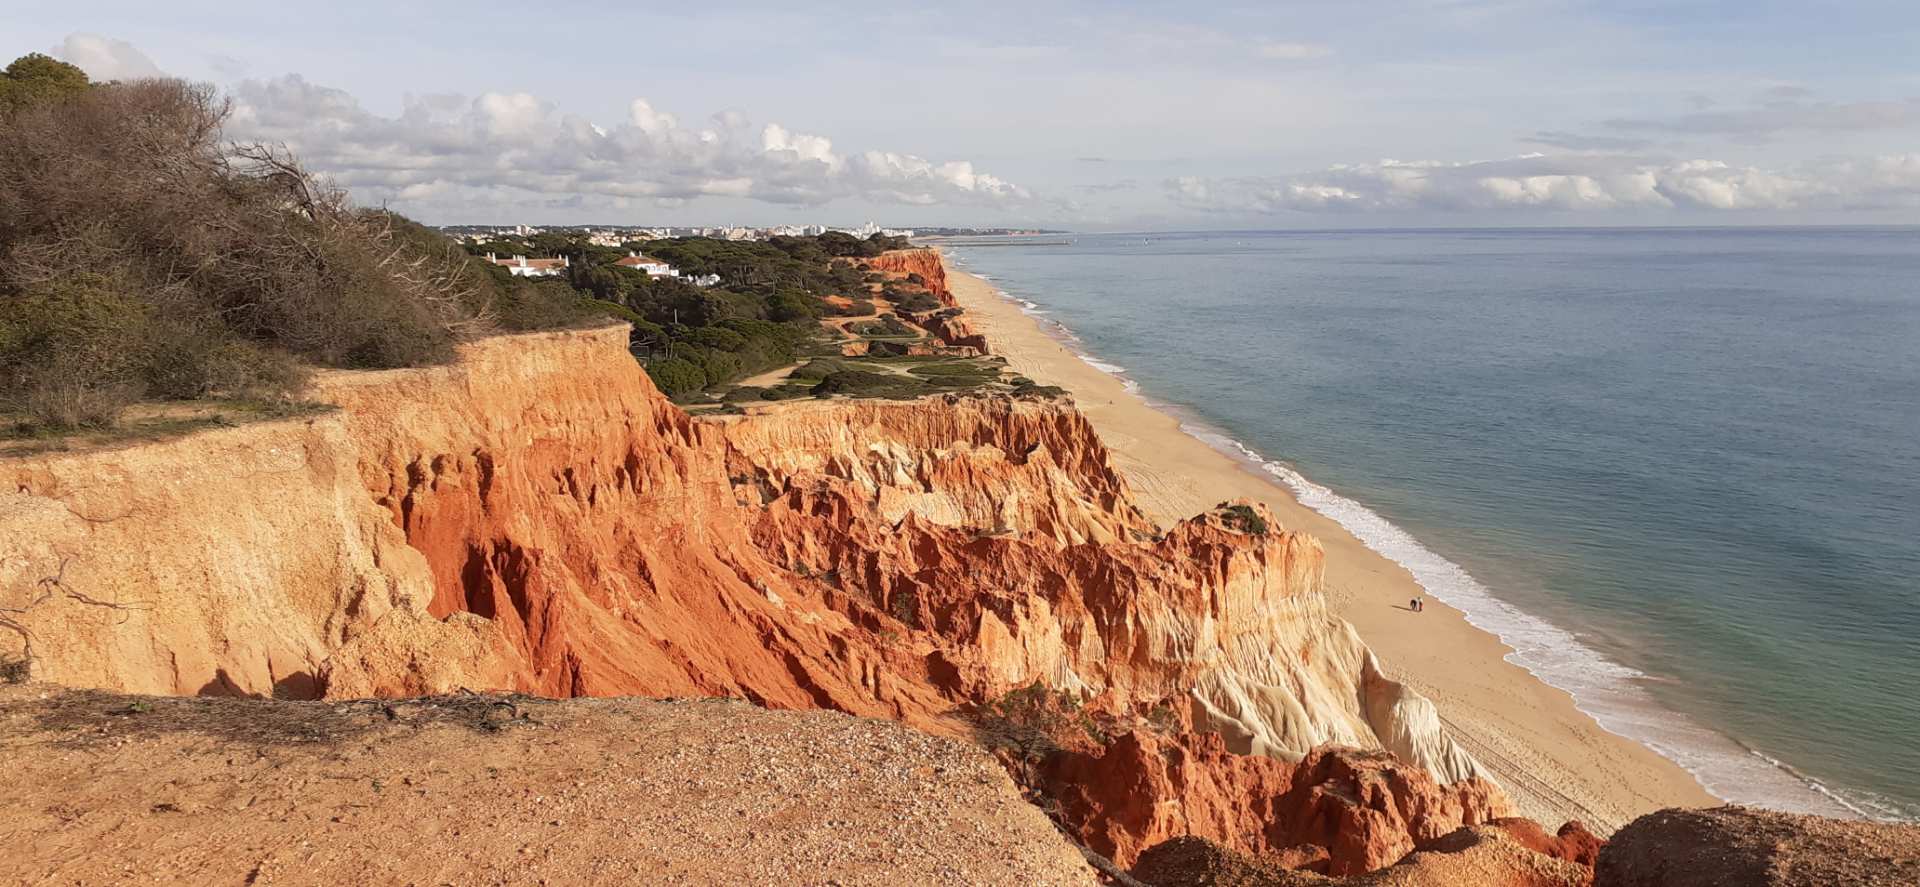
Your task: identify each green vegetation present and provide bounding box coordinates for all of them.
[968,682,1114,782]
[0,54,90,115]
[456,230,920,400]
[850,315,919,339]
[879,281,943,313]
[788,358,851,382]
[1219,503,1270,536]
[0,57,606,432]
[0,53,1028,430]
[1,398,333,458]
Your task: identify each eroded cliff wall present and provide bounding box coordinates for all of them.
[863,248,951,304]
[1,323,1506,874]
[2,327,937,714]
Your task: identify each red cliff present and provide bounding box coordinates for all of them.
[864,248,953,305]
[0,323,1557,878]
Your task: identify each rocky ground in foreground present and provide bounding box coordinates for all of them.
[0,686,1093,886]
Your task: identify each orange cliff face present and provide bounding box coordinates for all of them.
[863,248,952,304]
[1040,731,1512,874]
[713,395,1508,869]
[1,323,1513,876]
[861,250,988,352]
[0,327,937,712]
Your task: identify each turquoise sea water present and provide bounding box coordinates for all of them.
[947,228,1920,821]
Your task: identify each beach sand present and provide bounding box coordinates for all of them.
[942,254,1716,831]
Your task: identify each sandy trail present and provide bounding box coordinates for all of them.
[942,254,1715,831]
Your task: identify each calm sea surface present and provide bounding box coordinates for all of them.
[949,228,1920,820]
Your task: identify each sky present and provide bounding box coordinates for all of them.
[11,1,1920,229]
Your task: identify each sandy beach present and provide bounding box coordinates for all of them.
[941,253,1716,831]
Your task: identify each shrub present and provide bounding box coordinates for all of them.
[645,357,706,398]
[493,282,597,332]
[581,299,644,326]
[832,298,879,318]
[788,358,850,382]
[0,54,90,115]
[690,327,747,351]
[146,339,307,401]
[0,652,28,683]
[0,68,584,429]
[767,290,817,322]
[971,682,1076,781]
[907,361,993,377]
[852,315,917,338]
[810,369,930,399]
[1010,377,1069,400]
[1220,503,1270,536]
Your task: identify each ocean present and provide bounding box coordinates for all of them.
[946,227,1920,822]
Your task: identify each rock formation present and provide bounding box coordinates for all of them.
[717,395,1483,786]
[40,319,1892,882]
[1038,729,1508,873]
[1132,829,1595,887]
[916,306,992,353]
[863,248,952,303]
[1595,806,1920,887]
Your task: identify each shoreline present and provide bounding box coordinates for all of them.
[940,251,1721,831]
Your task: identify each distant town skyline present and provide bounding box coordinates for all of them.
[12,2,1920,229]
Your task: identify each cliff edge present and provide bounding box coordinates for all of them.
[1,323,1501,873]
[7,320,1911,881]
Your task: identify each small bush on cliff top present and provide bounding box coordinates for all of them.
[810,369,929,399]
[0,58,591,430]
[1220,503,1270,536]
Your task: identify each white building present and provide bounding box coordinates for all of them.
[614,251,680,278]
[486,253,569,277]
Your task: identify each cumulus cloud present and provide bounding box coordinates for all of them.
[222,74,1030,213]
[52,33,165,81]
[1166,153,1920,214]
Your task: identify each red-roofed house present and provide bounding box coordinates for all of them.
[614,251,680,279]
[485,253,570,277]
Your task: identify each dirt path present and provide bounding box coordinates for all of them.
[0,686,1095,886]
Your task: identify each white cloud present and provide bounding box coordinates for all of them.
[52,33,165,81]
[222,74,1030,215]
[1167,153,1920,214]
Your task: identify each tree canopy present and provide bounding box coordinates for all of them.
[0,54,91,115]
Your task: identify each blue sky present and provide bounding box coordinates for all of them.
[12,1,1920,228]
